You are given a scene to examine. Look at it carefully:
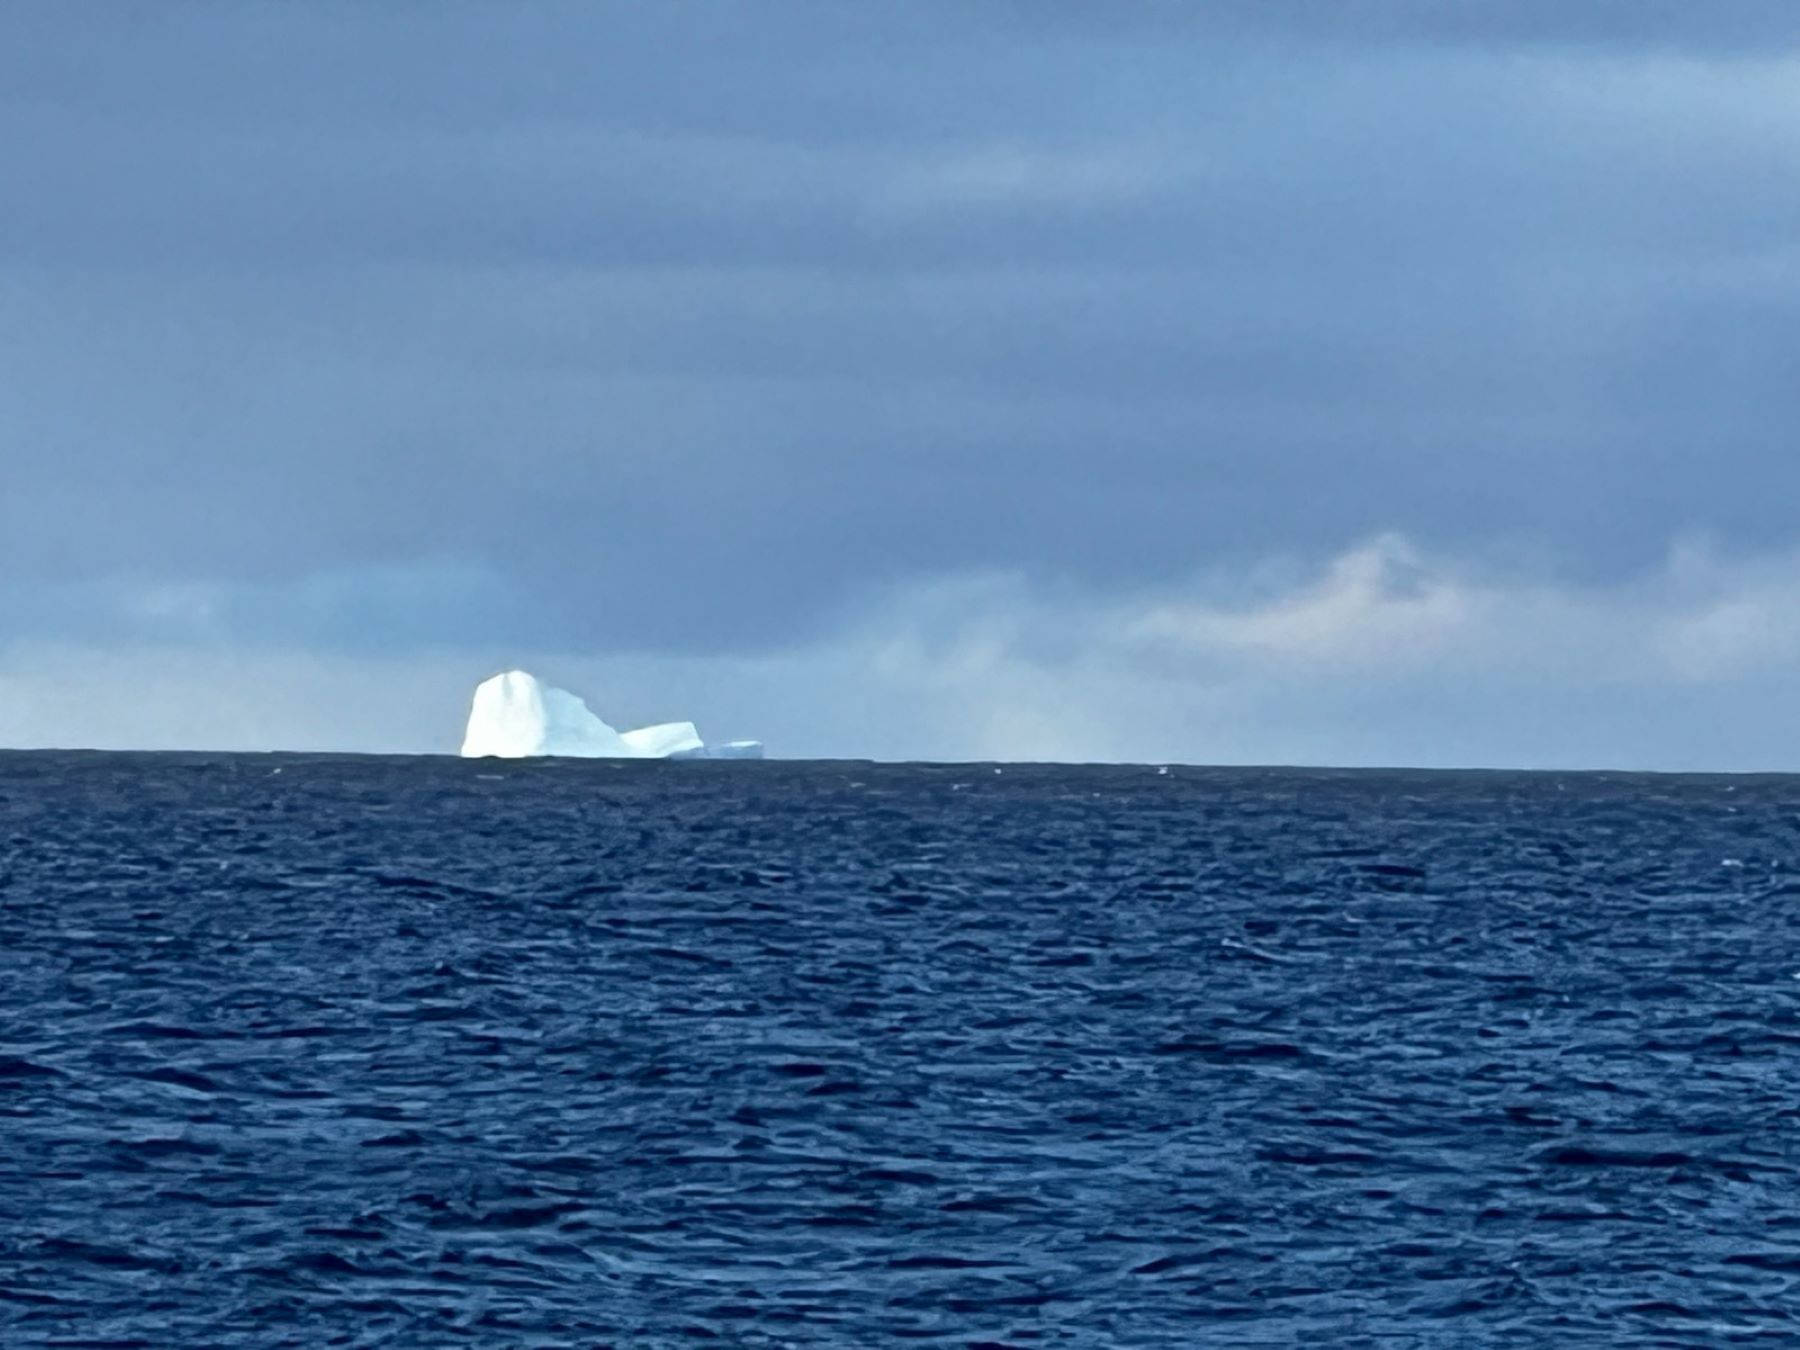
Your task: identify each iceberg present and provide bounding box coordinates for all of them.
[459,670,763,760]
[619,721,706,758]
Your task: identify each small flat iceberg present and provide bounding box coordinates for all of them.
[460,670,764,760]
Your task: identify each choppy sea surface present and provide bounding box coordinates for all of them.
[3,753,1800,1346]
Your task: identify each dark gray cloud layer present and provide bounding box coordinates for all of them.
[4,3,1799,658]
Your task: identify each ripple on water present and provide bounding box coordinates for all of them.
[1,754,1798,1343]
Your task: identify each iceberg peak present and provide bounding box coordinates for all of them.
[459,670,762,760]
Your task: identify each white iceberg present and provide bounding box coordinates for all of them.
[459,670,763,760]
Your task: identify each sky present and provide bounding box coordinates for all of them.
[4,3,1800,767]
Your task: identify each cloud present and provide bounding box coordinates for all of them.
[1122,536,1473,671]
[2,4,1799,770]
[7,535,1800,770]
[1014,1,1800,55]
[876,143,1175,215]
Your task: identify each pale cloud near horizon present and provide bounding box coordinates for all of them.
[5,535,1800,770]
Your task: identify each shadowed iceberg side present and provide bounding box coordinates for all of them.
[459,670,763,759]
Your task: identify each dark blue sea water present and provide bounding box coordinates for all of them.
[3,753,1799,1346]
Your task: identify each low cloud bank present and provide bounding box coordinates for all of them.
[3,535,1798,769]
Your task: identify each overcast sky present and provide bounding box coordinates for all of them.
[5,3,1800,766]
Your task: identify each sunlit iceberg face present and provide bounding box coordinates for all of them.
[459,670,762,760]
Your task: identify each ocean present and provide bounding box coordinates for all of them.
[2,752,1796,1346]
